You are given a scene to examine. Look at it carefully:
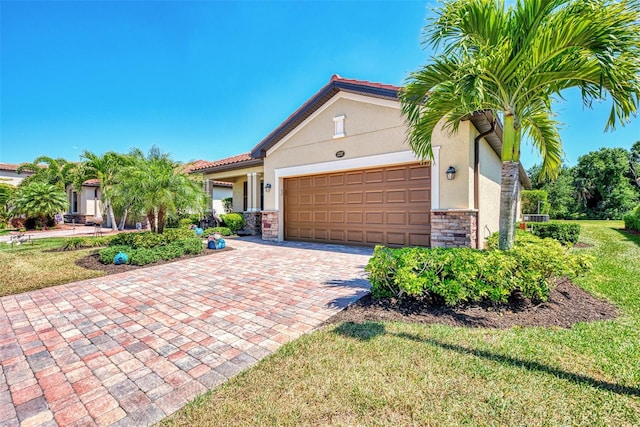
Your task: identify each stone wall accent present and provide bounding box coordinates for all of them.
[261,211,279,241]
[430,209,478,249]
[241,211,262,236]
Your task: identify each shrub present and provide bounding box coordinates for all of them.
[175,238,204,255]
[366,233,592,306]
[221,213,245,233]
[62,236,111,251]
[203,227,232,237]
[623,205,640,232]
[179,218,195,229]
[163,227,197,241]
[528,223,581,246]
[99,245,131,264]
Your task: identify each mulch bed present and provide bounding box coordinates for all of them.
[324,278,618,329]
[75,247,232,274]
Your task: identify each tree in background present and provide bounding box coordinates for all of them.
[400,0,640,250]
[630,141,640,189]
[11,182,68,228]
[573,147,640,219]
[0,184,16,227]
[528,164,580,219]
[16,156,77,190]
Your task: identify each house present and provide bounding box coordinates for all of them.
[0,163,36,186]
[65,179,103,224]
[191,75,530,248]
[183,160,234,215]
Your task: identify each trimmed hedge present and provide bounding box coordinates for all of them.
[203,227,232,237]
[221,213,245,233]
[62,236,112,251]
[98,238,203,266]
[366,232,592,306]
[108,229,194,249]
[623,205,640,232]
[528,222,581,246]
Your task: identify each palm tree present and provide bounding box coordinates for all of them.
[11,182,68,228]
[400,0,640,249]
[76,151,129,232]
[119,147,204,233]
[17,156,77,190]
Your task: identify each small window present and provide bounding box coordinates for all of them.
[333,115,346,139]
[71,191,78,213]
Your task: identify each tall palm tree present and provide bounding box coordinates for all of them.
[76,151,128,232]
[400,0,640,249]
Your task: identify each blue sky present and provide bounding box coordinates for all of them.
[1,1,638,171]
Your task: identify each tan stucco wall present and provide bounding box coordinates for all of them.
[478,138,502,242]
[66,185,102,217]
[262,94,410,211]
[434,120,475,210]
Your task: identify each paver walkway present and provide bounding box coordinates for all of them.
[0,238,372,426]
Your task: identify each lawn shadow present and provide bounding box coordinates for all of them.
[332,321,640,398]
[612,228,640,248]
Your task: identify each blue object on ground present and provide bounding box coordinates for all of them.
[114,252,129,265]
[207,238,226,250]
[194,227,204,236]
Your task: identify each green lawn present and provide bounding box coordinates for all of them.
[162,221,640,426]
[0,237,105,296]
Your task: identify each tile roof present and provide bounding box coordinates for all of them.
[210,181,233,187]
[0,163,37,173]
[188,153,259,173]
[329,74,401,92]
[82,179,101,186]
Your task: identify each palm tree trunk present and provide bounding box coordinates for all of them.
[118,207,128,230]
[157,207,165,234]
[498,161,520,250]
[106,200,118,232]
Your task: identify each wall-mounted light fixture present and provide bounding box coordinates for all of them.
[265,183,272,192]
[446,165,456,180]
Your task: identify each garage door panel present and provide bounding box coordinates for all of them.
[365,212,384,224]
[346,212,363,223]
[386,190,406,203]
[365,191,383,204]
[285,163,431,247]
[346,192,363,204]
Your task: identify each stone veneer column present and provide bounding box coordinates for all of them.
[242,212,262,236]
[261,211,279,241]
[430,209,478,248]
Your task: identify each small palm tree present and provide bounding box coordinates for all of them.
[11,182,68,228]
[119,147,204,233]
[401,0,640,249]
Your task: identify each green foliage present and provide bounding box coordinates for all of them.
[221,213,245,233]
[178,218,196,229]
[99,237,203,265]
[528,223,581,246]
[163,227,197,240]
[62,236,111,251]
[623,205,640,232]
[99,245,131,264]
[521,190,550,214]
[573,147,640,219]
[203,227,232,237]
[367,233,592,306]
[222,197,233,213]
[11,182,68,227]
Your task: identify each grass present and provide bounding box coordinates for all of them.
[0,237,106,296]
[162,221,640,427]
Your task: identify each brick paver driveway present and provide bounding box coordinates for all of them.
[0,238,372,426]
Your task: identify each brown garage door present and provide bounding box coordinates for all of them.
[284,163,431,247]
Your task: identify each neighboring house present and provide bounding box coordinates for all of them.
[184,160,234,215]
[65,179,103,224]
[0,163,36,186]
[191,75,531,248]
